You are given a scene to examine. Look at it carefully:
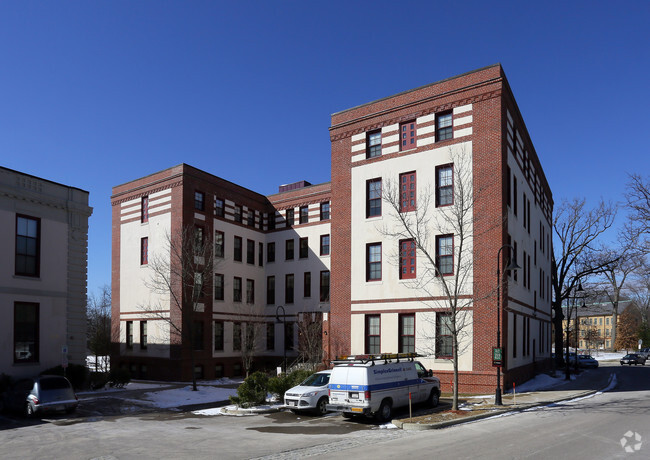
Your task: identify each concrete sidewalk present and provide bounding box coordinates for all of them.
[394,365,617,430]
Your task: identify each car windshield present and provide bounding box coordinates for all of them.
[579,355,592,359]
[623,355,636,359]
[300,373,330,387]
[40,377,71,391]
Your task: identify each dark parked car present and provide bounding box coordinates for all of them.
[639,348,650,360]
[620,354,646,366]
[3,375,78,417]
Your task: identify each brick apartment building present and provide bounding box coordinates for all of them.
[112,64,553,392]
[327,64,553,393]
[111,166,331,381]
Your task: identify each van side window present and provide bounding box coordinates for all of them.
[415,362,426,378]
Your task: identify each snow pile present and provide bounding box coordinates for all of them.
[505,372,574,394]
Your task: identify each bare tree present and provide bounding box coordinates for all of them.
[296,312,323,369]
[628,266,650,343]
[380,146,491,410]
[87,285,112,372]
[596,241,645,349]
[625,174,650,240]
[142,225,214,391]
[551,198,616,366]
[238,303,265,378]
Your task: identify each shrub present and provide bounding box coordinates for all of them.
[88,372,110,390]
[229,371,269,408]
[41,364,89,390]
[267,369,313,399]
[108,368,131,388]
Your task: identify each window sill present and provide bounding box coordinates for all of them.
[13,275,41,281]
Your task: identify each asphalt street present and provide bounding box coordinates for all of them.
[0,362,648,460]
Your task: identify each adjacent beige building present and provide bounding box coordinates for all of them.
[0,166,92,379]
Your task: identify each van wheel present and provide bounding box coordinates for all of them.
[314,397,328,416]
[376,400,392,423]
[427,389,440,408]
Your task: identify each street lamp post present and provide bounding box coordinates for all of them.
[276,305,286,373]
[495,244,520,406]
[565,283,584,380]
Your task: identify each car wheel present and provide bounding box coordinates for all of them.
[25,402,35,418]
[314,397,328,416]
[427,389,440,408]
[376,400,392,423]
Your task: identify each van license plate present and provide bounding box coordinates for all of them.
[351,407,363,413]
[349,392,359,399]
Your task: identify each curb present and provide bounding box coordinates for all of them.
[393,389,599,431]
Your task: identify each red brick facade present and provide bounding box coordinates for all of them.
[328,64,553,393]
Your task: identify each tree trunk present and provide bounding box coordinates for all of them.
[611,306,618,351]
[552,299,565,367]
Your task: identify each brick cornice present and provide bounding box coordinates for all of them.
[111,180,182,206]
[330,88,502,142]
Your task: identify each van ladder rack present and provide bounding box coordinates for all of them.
[332,352,422,365]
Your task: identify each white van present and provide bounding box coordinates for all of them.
[326,353,441,422]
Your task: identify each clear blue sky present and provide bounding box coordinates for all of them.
[1,1,648,296]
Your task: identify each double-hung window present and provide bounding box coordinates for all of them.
[367,179,382,217]
[366,243,382,281]
[267,242,275,263]
[234,236,242,262]
[436,112,453,141]
[267,276,275,304]
[214,321,224,351]
[435,313,453,358]
[233,277,242,302]
[194,191,205,211]
[141,196,149,223]
[247,239,255,264]
[285,274,294,304]
[365,315,380,354]
[215,198,225,217]
[436,164,453,207]
[299,206,309,224]
[320,234,330,256]
[140,237,148,265]
[215,231,224,257]
[320,202,330,220]
[399,172,416,212]
[286,239,294,260]
[15,215,40,277]
[286,208,294,227]
[399,239,416,279]
[304,272,311,298]
[400,120,416,151]
[367,130,382,158]
[247,209,255,227]
[399,314,415,353]
[436,235,453,276]
[214,274,224,300]
[320,271,330,302]
[299,237,308,259]
[246,279,255,304]
[14,302,39,363]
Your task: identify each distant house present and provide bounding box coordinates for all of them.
[561,298,635,351]
[0,166,92,379]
